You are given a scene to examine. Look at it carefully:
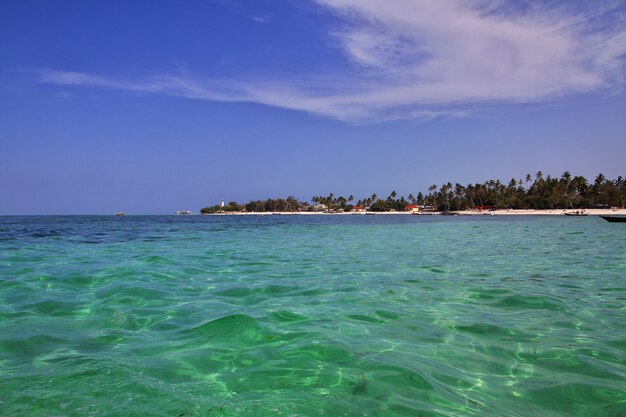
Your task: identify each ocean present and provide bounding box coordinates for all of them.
[1,215,624,416]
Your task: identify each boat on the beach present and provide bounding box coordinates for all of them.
[600,215,626,223]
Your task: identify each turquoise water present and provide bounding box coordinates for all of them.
[0,215,624,417]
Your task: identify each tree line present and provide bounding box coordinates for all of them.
[200,172,626,213]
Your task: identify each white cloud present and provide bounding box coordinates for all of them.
[36,0,626,122]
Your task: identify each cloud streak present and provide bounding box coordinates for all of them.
[37,0,626,122]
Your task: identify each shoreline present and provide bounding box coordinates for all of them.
[201,208,626,216]
[453,208,626,216]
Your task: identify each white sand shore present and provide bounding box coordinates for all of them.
[204,208,626,216]
[456,208,626,216]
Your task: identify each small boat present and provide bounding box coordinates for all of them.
[565,211,587,216]
[115,212,125,216]
[600,215,626,223]
[175,210,193,215]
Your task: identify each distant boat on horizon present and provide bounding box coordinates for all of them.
[115,212,125,216]
[175,210,193,215]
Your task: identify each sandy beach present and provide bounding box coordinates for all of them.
[455,208,626,216]
[203,208,626,216]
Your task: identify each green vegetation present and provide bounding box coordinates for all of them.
[200,172,626,213]
[200,197,301,214]
[423,172,626,211]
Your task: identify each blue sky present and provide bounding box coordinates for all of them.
[1,0,625,214]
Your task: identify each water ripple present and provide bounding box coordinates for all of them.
[0,215,625,416]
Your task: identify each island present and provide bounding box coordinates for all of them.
[200,172,626,216]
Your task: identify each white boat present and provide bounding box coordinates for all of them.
[175,210,193,215]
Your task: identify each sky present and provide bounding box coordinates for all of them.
[1,0,625,214]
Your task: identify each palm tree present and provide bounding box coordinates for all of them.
[336,196,347,210]
[595,173,606,187]
[326,193,335,209]
[452,184,463,209]
[440,182,453,211]
[428,185,437,207]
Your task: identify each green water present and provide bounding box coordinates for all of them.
[0,215,624,416]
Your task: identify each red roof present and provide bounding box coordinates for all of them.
[406,205,418,209]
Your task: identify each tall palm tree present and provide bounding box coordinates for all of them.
[428,185,437,207]
[440,182,453,210]
[536,171,543,182]
[454,183,466,209]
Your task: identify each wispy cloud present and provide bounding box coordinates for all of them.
[36,0,626,122]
